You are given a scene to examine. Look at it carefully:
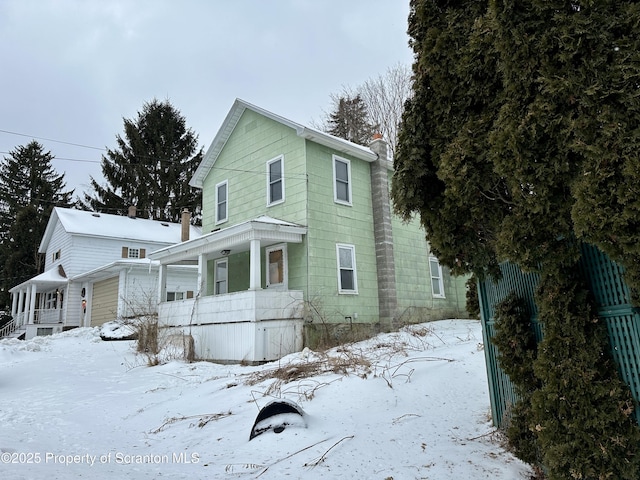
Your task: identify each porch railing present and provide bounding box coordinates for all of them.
[34,308,63,324]
[159,289,304,327]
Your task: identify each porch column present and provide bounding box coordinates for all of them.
[11,291,18,320]
[158,264,167,303]
[17,289,26,326]
[249,239,262,290]
[198,254,208,296]
[28,284,37,324]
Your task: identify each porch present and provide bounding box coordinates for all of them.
[7,267,69,340]
[149,216,308,363]
[159,289,304,362]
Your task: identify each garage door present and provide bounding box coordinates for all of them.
[91,276,119,326]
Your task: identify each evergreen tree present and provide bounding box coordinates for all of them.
[326,94,377,146]
[393,1,640,477]
[82,99,203,223]
[0,141,74,307]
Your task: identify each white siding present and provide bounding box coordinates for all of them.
[43,222,72,272]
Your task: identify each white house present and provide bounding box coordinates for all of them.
[3,207,201,340]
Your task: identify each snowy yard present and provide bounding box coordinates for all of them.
[0,319,532,479]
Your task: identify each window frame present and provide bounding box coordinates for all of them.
[166,291,185,302]
[266,155,285,206]
[336,243,358,294]
[215,180,228,225]
[214,258,228,295]
[333,155,352,206]
[429,256,446,299]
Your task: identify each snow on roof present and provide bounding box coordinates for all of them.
[9,266,68,292]
[39,208,202,252]
[252,215,302,226]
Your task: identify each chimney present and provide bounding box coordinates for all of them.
[181,208,191,242]
[128,205,137,218]
[368,134,398,330]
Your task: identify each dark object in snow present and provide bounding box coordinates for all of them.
[249,399,307,440]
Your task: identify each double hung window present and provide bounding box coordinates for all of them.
[267,155,284,206]
[337,244,358,294]
[333,156,352,205]
[429,257,445,298]
[216,180,228,224]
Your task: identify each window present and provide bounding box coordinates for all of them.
[36,328,54,337]
[214,258,228,295]
[122,247,146,259]
[333,156,352,205]
[52,250,61,262]
[336,244,358,294]
[215,180,228,224]
[430,257,445,298]
[267,155,284,206]
[266,245,286,288]
[166,291,185,302]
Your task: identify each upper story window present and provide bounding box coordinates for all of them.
[52,249,61,262]
[267,155,285,206]
[336,243,358,294]
[333,155,352,206]
[215,180,228,224]
[429,256,445,298]
[122,247,146,259]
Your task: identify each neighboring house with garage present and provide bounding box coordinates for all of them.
[3,207,200,340]
[149,99,469,363]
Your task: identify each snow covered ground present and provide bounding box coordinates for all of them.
[0,319,533,479]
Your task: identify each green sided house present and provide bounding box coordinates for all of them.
[149,99,469,362]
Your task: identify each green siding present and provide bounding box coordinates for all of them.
[305,141,379,324]
[201,110,307,234]
[391,210,469,322]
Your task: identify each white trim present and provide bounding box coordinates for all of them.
[214,258,228,295]
[266,155,285,206]
[429,256,445,298]
[215,180,228,225]
[265,243,287,289]
[333,155,352,206]
[336,243,358,294]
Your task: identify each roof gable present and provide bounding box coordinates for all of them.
[39,208,202,253]
[189,98,378,189]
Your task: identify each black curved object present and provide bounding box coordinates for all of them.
[249,399,306,440]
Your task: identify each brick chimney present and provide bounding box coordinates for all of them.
[128,205,136,218]
[181,208,191,242]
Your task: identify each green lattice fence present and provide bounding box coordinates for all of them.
[479,243,640,427]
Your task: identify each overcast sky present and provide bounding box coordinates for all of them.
[0,0,412,198]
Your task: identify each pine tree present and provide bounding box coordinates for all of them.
[0,141,74,307]
[326,94,377,146]
[393,1,640,476]
[82,99,203,223]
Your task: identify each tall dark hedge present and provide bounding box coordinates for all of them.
[393,1,640,477]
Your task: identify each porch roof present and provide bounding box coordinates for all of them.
[10,266,68,293]
[70,259,197,283]
[149,216,307,265]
